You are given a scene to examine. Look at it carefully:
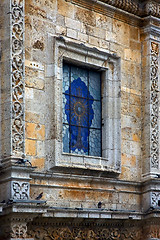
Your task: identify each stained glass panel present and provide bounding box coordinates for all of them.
[62,125,70,153]
[89,129,101,156]
[70,96,88,127]
[70,77,88,98]
[71,65,88,86]
[89,71,101,100]
[90,100,101,128]
[62,94,68,124]
[70,126,89,155]
[63,63,101,157]
[63,64,70,93]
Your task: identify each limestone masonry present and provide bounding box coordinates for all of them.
[0,0,160,239]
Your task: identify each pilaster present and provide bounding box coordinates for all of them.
[141,18,160,178]
[0,0,25,162]
[141,17,160,220]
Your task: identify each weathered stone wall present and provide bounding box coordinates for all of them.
[25,0,141,178]
[23,0,143,212]
[1,0,160,239]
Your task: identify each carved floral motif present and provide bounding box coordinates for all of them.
[28,226,142,240]
[151,192,160,207]
[11,0,25,154]
[150,42,159,169]
[11,223,27,238]
[12,182,29,200]
[144,224,160,239]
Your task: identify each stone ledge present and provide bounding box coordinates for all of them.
[66,0,160,19]
[45,207,142,220]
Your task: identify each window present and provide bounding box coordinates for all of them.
[45,36,121,173]
[62,63,101,157]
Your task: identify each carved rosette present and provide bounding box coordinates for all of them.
[150,42,159,169]
[11,0,25,155]
[12,181,29,200]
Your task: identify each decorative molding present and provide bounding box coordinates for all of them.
[99,0,160,18]
[100,0,139,15]
[150,42,159,169]
[12,181,29,200]
[28,226,142,240]
[66,0,160,19]
[144,1,160,18]
[11,0,25,155]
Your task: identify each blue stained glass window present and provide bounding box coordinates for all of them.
[62,63,101,157]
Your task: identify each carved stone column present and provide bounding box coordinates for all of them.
[0,0,25,163]
[141,20,160,179]
[141,17,160,213]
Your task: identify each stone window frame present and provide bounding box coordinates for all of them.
[45,36,121,174]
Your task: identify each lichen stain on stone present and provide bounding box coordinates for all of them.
[33,40,44,51]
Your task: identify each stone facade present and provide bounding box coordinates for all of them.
[0,0,160,239]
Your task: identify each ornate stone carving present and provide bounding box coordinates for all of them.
[11,223,27,238]
[102,0,139,14]
[12,182,29,200]
[144,224,160,239]
[11,0,25,154]
[151,192,160,207]
[150,42,159,169]
[144,1,160,18]
[28,226,142,240]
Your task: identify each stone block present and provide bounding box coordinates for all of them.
[130,40,141,51]
[130,26,139,41]
[88,35,100,47]
[124,49,141,63]
[25,111,41,123]
[96,14,112,31]
[130,141,141,156]
[65,17,81,30]
[32,157,45,169]
[25,139,36,156]
[25,87,34,100]
[45,64,54,77]
[37,141,45,157]
[26,123,45,140]
[75,7,96,26]
[56,25,66,35]
[66,28,78,39]
[113,19,130,46]
[78,32,89,43]
[120,166,131,180]
[57,0,74,18]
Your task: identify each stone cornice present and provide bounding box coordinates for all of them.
[66,0,160,19]
[99,0,160,18]
[99,0,140,15]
